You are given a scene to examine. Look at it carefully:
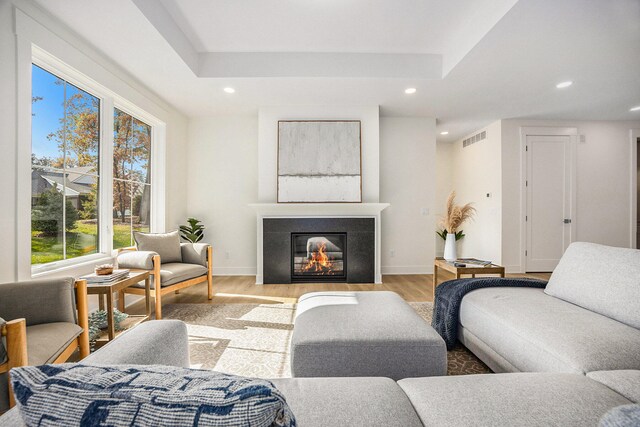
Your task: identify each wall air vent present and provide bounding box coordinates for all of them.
[462,130,487,148]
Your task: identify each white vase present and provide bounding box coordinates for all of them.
[444,233,457,262]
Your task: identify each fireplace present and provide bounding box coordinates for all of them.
[262,217,374,284]
[291,233,346,282]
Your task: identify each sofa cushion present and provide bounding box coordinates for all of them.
[459,287,640,373]
[26,322,82,365]
[157,263,207,287]
[0,277,77,326]
[134,230,182,263]
[398,372,631,427]
[271,377,422,427]
[83,320,190,368]
[544,242,640,329]
[11,364,295,427]
[0,407,22,427]
[588,370,640,403]
[134,263,208,288]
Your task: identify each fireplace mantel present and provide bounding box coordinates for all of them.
[249,203,390,285]
[249,203,389,216]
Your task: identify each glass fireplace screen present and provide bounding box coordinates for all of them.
[291,233,346,279]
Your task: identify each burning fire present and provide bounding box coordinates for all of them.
[301,242,336,274]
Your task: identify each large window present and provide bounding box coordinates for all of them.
[31,64,100,266]
[113,108,152,249]
[30,57,159,272]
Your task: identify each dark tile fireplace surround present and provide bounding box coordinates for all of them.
[263,218,375,284]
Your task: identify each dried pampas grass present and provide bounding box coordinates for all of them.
[440,191,476,233]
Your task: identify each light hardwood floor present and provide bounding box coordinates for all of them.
[126,272,551,314]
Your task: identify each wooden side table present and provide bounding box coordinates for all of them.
[433,258,505,300]
[84,270,151,345]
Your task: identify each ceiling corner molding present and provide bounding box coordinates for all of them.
[198,52,442,79]
[133,0,442,80]
[132,0,199,74]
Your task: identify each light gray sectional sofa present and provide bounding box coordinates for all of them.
[459,242,640,374]
[2,242,639,426]
[2,317,639,426]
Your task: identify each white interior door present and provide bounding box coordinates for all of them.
[526,135,573,271]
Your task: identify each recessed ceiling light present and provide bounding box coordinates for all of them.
[440,131,449,135]
[405,88,417,94]
[555,81,573,89]
[223,87,235,94]
[630,105,640,112]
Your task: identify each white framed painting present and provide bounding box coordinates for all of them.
[277,120,362,203]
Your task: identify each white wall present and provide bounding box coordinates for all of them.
[0,1,19,282]
[258,106,380,202]
[185,112,439,276]
[380,117,436,274]
[0,0,188,283]
[186,116,258,275]
[501,119,640,271]
[435,141,455,256]
[448,121,503,263]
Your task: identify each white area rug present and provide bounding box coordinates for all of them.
[161,302,490,378]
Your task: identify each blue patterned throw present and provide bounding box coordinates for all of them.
[11,364,296,427]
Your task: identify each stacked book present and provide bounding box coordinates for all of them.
[455,258,493,267]
[80,269,130,284]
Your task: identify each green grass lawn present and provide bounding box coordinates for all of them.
[32,221,139,265]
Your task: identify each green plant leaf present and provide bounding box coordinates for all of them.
[180,217,206,243]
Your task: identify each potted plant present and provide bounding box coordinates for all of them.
[180,217,205,243]
[439,191,475,262]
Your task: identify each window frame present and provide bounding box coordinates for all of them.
[28,47,165,276]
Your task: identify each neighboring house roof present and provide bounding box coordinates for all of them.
[66,166,96,183]
[42,177,80,197]
[31,169,96,197]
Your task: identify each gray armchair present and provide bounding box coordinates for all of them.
[0,319,189,425]
[0,277,89,411]
[117,242,213,319]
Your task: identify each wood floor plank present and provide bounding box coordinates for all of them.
[124,273,551,315]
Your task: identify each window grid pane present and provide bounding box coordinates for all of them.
[113,108,152,250]
[31,64,100,266]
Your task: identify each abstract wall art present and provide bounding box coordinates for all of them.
[277,120,362,203]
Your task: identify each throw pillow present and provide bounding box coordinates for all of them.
[134,230,182,263]
[11,364,296,427]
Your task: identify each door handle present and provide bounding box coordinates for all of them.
[563,219,572,224]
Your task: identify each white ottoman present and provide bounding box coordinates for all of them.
[291,291,447,380]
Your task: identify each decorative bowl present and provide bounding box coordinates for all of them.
[95,264,114,276]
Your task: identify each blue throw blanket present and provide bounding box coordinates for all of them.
[432,277,547,350]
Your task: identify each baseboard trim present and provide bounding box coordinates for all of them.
[213,267,257,276]
[504,265,523,274]
[381,266,433,275]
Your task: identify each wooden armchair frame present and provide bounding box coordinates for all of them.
[0,280,89,409]
[119,246,213,319]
